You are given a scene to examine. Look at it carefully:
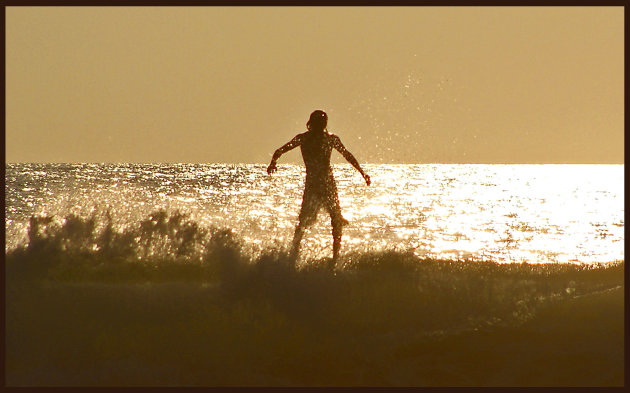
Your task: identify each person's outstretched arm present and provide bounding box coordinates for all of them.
[332,135,371,186]
[267,134,303,175]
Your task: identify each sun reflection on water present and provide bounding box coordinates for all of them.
[5,163,624,264]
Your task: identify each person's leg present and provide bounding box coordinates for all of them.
[331,220,342,260]
[290,224,305,259]
[326,191,345,260]
[291,193,318,259]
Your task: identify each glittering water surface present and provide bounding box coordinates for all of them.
[5,163,624,264]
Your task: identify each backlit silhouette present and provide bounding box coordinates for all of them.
[267,110,371,260]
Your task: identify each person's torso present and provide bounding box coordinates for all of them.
[300,131,335,188]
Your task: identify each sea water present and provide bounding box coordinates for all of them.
[5,163,623,265]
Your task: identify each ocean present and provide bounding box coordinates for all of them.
[4,163,625,386]
[5,163,624,264]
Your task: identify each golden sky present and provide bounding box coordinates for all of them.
[5,6,624,164]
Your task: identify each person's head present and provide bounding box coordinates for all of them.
[307,110,328,132]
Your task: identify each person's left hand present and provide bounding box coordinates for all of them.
[267,162,277,175]
[364,174,371,186]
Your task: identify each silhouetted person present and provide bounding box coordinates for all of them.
[267,110,371,261]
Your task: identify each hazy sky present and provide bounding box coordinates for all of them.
[6,7,624,164]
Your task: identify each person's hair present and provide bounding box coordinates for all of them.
[306,110,328,132]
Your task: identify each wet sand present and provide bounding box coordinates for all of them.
[388,286,624,386]
[6,282,623,386]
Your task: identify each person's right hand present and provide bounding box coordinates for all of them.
[364,174,371,186]
[267,162,277,175]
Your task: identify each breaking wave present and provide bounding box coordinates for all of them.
[6,208,623,332]
[6,209,624,385]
